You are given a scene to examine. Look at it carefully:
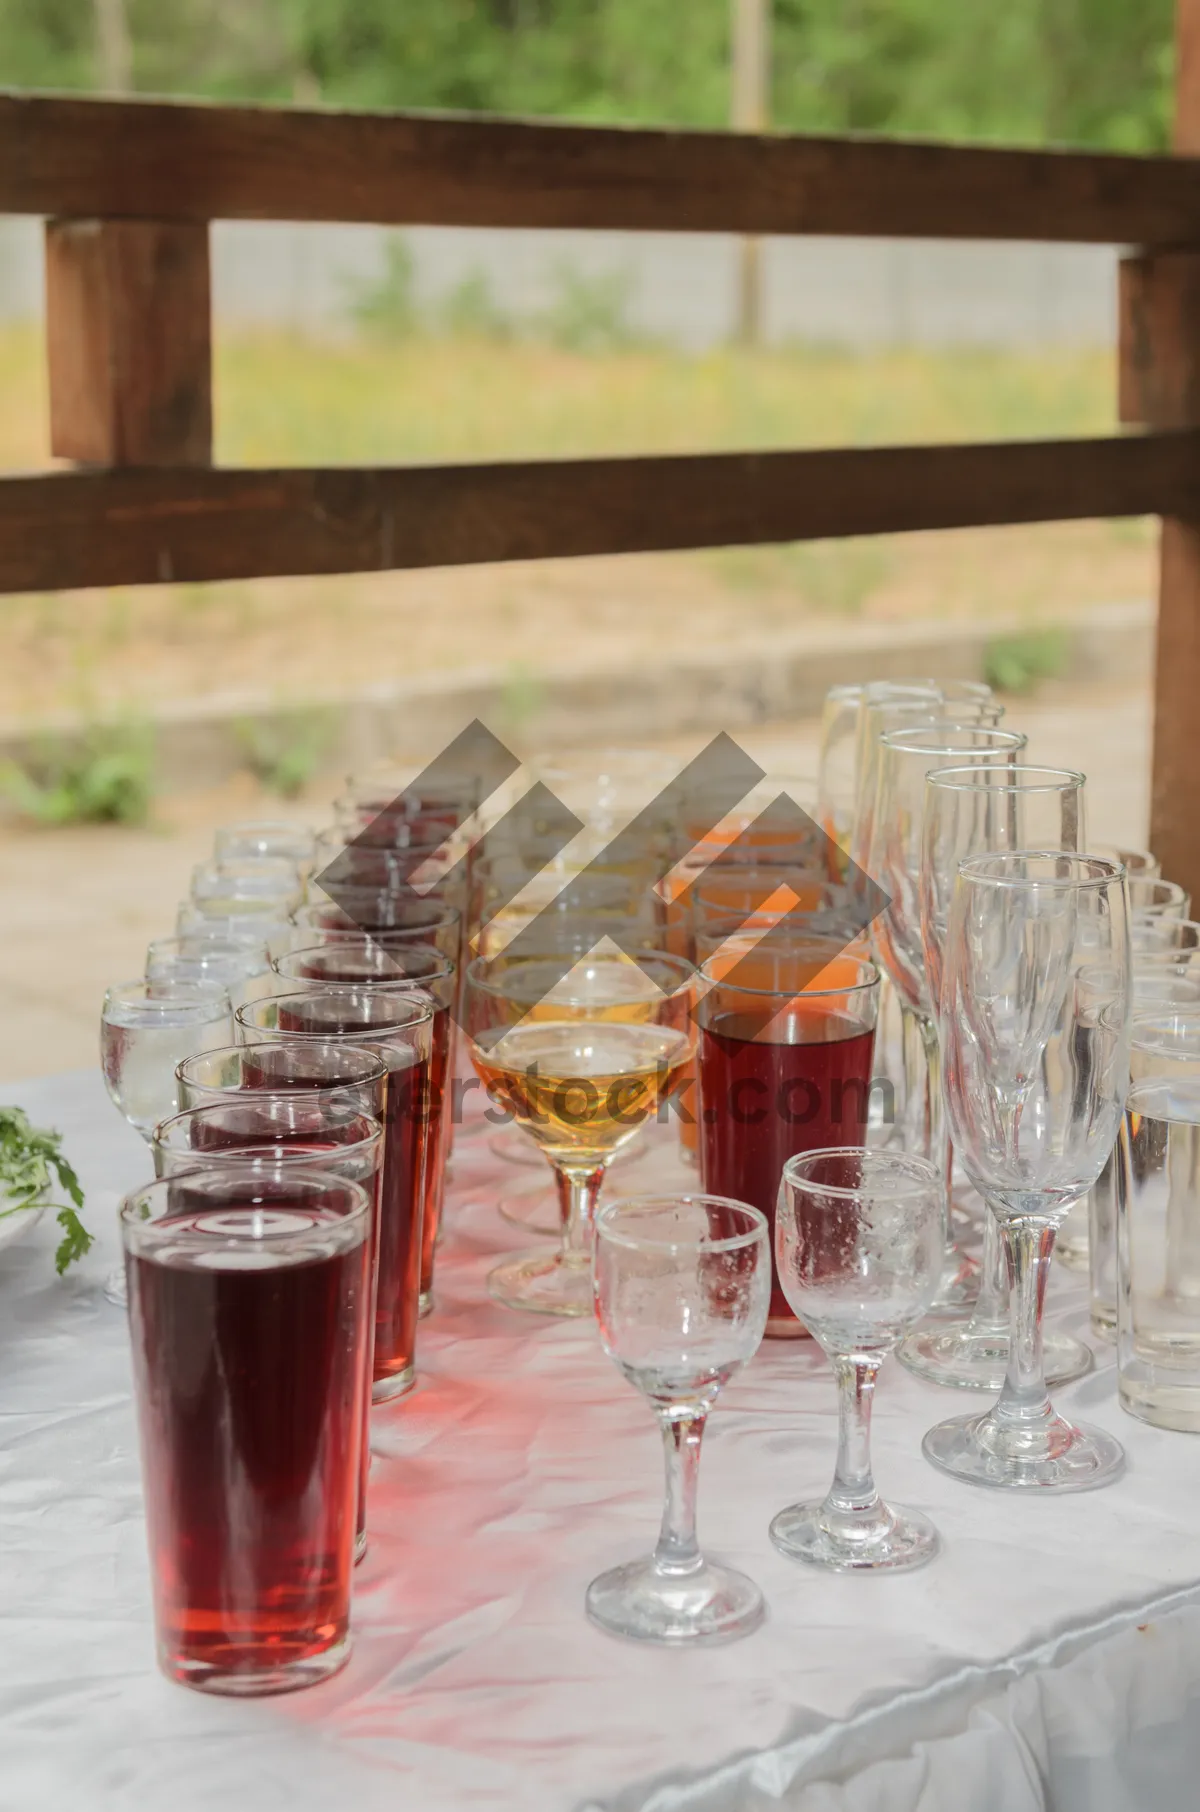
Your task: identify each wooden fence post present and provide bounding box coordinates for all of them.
[1132,1,1200,896]
[44,218,211,467]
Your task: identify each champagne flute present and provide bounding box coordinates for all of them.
[925,854,1131,1491]
[870,724,1027,1306]
[898,763,1094,1390]
[466,948,695,1316]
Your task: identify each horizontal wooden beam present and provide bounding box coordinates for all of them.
[0,435,1194,595]
[3,91,1200,244]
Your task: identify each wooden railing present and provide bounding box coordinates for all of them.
[3,2,1200,890]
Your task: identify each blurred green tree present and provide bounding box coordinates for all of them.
[0,0,1178,151]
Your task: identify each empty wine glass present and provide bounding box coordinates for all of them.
[925,853,1131,1491]
[771,1149,944,1571]
[585,1194,769,1645]
[898,762,1094,1391]
[99,979,234,1306]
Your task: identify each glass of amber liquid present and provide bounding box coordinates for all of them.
[465,947,695,1316]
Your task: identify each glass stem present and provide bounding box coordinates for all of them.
[554,1162,606,1267]
[652,1406,706,1578]
[991,1216,1056,1446]
[823,1356,890,1540]
[962,1205,1009,1337]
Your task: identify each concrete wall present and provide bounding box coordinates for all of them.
[0,215,1117,349]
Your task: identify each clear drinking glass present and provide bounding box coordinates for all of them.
[101,980,234,1139]
[1092,844,1160,881]
[870,724,1028,1307]
[925,853,1131,1492]
[772,1149,944,1570]
[898,762,1093,1391]
[100,979,236,1308]
[817,683,864,871]
[146,935,271,1005]
[214,821,316,874]
[466,949,695,1317]
[585,1194,769,1644]
[1117,1074,1200,1430]
[190,858,304,918]
[1128,878,1190,922]
[1090,1009,1200,1341]
[123,1166,371,1695]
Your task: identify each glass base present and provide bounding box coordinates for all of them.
[769,1499,939,1573]
[104,1265,128,1309]
[1056,1239,1090,1274]
[922,1408,1125,1492]
[164,1630,351,1696]
[371,1364,416,1403]
[488,1248,592,1317]
[1090,1302,1116,1342]
[585,1555,764,1646]
[898,1322,1094,1391]
[498,1183,560,1237]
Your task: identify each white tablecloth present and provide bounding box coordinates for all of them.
[2,1068,1200,1812]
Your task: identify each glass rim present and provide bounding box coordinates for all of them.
[119,1165,372,1248]
[236,986,435,1037]
[275,941,455,983]
[925,762,1085,794]
[316,819,456,853]
[103,978,232,1015]
[1128,878,1188,902]
[290,898,462,931]
[594,1193,768,1254]
[152,1102,383,1154]
[465,946,694,1000]
[956,851,1123,890]
[148,933,270,959]
[781,1148,942,1199]
[698,949,878,999]
[174,1040,388,1092]
[879,725,1026,757]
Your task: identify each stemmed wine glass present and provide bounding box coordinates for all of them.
[465,948,695,1316]
[898,763,1095,1390]
[925,853,1131,1491]
[870,724,1027,1304]
[585,1194,769,1644]
[771,1149,944,1571]
[99,979,234,1305]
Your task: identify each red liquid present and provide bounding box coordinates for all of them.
[174,1116,381,1551]
[698,1010,875,1331]
[274,1005,431,1393]
[127,1207,369,1687]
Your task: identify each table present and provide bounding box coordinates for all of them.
[3,1068,1200,1812]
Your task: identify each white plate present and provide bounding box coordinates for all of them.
[0,1194,46,1255]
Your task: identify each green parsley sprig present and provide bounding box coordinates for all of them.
[0,1107,91,1274]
